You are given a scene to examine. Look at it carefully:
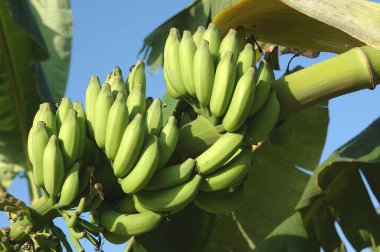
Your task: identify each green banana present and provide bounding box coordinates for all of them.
[113,113,146,178]
[94,83,114,149]
[58,162,81,207]
[43,135,65,197]
[192,26,205,48]
[32,122,50,187]
[126,83,146,120]
[193,40,214,107]
[104,73,112,84]
[56,97,72,130]
[144,98,163,136]
[127,61,146,94]
[109,66,127,97]
[115,196,136,214]
[219,28,240,63]
[28,106,43,164]
[86,76,101,140]
[145,158,195,191]
[59,109,80,168]
[236,26,246,52]
[202,23,221,65]
[209,51,236,117]
[163,62,182,99]
[196,125,246,175]
[236,43,256,80]
[201,148,251,191]
[249,59,275,116]
[222,67,256,132]
[100,210,162,237]
[133,174,202,212]
[38,103,57,136]
[118,135,159,194]
[164,28,187,96]
[157,116,178,169]
[103,230,129,244]
[72,102,87,158]
[269,116,296,145]
[179,30,197,97]
[105,92,129,160]
[194,186,244,214]
[247,89,280,144]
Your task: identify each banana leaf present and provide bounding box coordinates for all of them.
[213,0,380,53]
[0,0,71,191]
[296,116,380,251]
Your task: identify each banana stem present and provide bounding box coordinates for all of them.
[275,46,380,119]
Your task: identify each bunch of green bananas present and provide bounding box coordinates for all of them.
[163,24,288,146]
[27,101,90,207]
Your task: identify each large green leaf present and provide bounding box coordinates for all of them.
[28,0,72,101]
[297,117,380,251]
[139,0,238,72]
[213,0,380,53]
[206,103,329,251]
[0,0,71,189]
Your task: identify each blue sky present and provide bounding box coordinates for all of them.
[3,1,380,251]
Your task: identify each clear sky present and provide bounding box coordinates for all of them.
[3,1,380,251]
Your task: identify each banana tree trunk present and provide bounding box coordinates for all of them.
[276,46,380,119]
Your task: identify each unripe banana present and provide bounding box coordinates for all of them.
[127,61,146,95]
[179,30,197,97]
[201,148,251,191]
[109,66,127,97]
[209,51,236,117]
[145,158,195,191]
[55,97,72,130]
[59,109,80,168]
[43,135,65,197]
[133,174,202,212]
[104,73,112,84]
[163,63,182,99]
[219,29,240,63]
[222,67,256,132]
[32,122,50,187]
[72,102,86,158]
[32,105,43,126]
[269,116,295,145]
[115,196,136,214]
[100,210,162,237]
[126,83,146,120]
[247,89,280,144]
[113,114,145,178]
[105,93,129,160]
[249,59,275,117]
[157,116,178,169]
[86,76,101,140]
[38,103,57,136]
[236,26,246,52]
[28,106,43,165]
[103,230,129,244]
[236,43,256,80]
[192,26,205,48]
[94,83,114,149]
[144,98,163,136]
[164,28,187,96]
[202,23,221,65]
[58,162,80,207]
[194,186,244,214]
[118,135,159,194]
[193,40,214,106]
[196,125,246,175]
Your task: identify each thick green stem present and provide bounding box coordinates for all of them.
[275,46,380,119]
[9,196,59,244]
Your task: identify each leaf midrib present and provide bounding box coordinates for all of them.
[0,2,30,168]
